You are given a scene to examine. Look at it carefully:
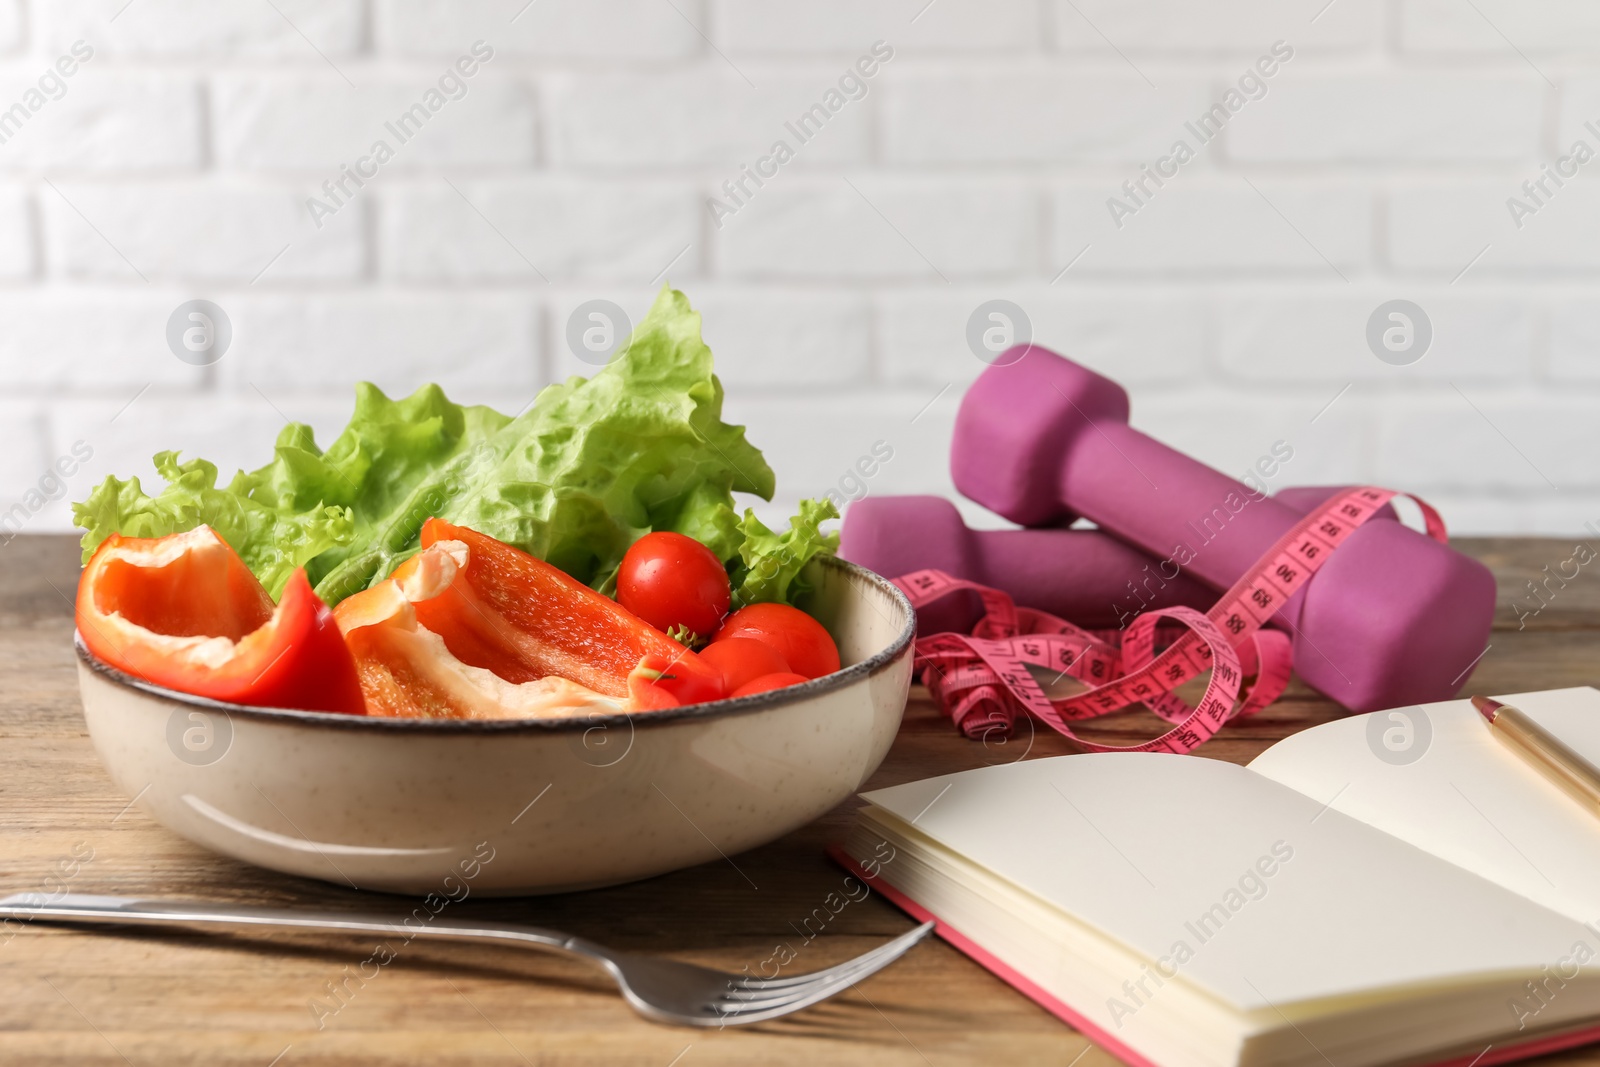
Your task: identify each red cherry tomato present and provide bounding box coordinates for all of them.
[699,637,790,694]
[617,532,732,640]
[712,602,840,680]
[731,672,809,698]
[627,650,726,709]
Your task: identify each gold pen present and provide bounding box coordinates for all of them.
[1473,695,1600,819]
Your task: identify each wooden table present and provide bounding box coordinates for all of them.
[4,534,1598,1066]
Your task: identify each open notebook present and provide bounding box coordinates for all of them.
[836,688,1600,1067]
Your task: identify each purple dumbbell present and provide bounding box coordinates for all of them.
[838,489,1395,634]
[949,345,1495,712]
[840,495,1214,633]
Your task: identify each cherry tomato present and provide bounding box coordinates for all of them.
[712,602,840,680]
[617,532,731,640]
[731,672,810,698]
[699,637,790,695]
[627,650,726,709]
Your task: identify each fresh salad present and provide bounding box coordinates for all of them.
[71,288,843,719]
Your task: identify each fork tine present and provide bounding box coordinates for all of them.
[729,920,936,992]
[718,954,895,1001]
[711,921,935,1017]
[712,958,909,1023]
[716,968,883,1013]
[718,954,917,1009]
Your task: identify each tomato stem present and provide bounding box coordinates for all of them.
[666,622,703,648]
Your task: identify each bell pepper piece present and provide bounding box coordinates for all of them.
[75,525,365,714]
[334,540,626,720]
[416,518,722,702]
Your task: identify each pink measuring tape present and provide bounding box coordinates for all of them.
[893,486,1448,754]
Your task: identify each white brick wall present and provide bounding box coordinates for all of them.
[0,73,201,171]
[44,182,367,280]
[377,0,702,60]
[881,74,1211,164]
[4,0,1600,539]
[382,178,699,280]
[214,75,539,170]
[1230,77,1545,163]
[548,72,872,167]
[1051,0,1382,52]
[0,182,31,276]
[41,1,365,59]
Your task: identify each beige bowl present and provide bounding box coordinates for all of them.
[76,556,914,895]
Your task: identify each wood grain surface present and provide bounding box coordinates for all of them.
[3,534,1598,1066]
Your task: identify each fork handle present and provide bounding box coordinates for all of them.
[0,892,606,964]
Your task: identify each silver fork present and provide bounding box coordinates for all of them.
[0,893,935,1027]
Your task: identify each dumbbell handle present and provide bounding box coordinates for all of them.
[839,488,1388,632]
[970,526,1201,624]
[967,487,1385,622]
[1059,431,1298,592]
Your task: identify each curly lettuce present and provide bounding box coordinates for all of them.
[72,450,355,599]
[730,498,841,609]
[73,286,836,607]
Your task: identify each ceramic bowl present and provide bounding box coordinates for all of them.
[76,556,915,896]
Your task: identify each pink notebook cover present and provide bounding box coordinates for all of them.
[827,844,1600,1067]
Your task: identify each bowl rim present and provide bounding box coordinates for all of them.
[76,554,917,734]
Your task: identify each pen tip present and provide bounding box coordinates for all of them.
[1470,694,1501,723]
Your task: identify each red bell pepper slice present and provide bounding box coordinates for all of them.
[415,518,724,703]
[75,526,365,714]
[333,541,625,720]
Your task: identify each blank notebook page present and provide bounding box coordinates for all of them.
[861,753,1589,1012]
[1248,687,1600,926]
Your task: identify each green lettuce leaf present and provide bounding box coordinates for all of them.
[282,385,515,603]
[71,450,355,599]
[73,285,819,607]
[424,286,774,591]
[309,285,775,601]
[730,497,841,609]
